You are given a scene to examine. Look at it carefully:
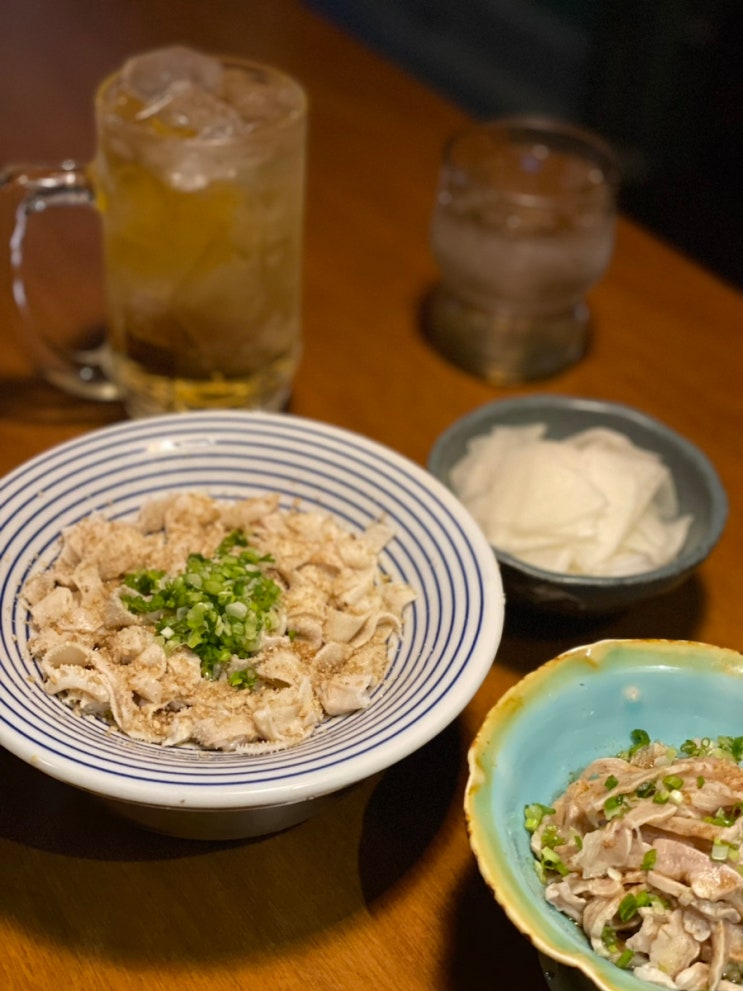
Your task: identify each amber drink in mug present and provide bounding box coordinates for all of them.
[2,47,306,416]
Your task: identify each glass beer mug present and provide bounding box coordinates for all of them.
[1,46,307,417]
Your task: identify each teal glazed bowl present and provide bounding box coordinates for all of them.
[427,395,728,614]
[465,638,743,991]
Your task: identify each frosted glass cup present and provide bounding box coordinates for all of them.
[425,117,619,384]
[1,47,306,416]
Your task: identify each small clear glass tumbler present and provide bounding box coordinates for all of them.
[424,116,620,384]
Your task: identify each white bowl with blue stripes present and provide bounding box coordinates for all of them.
[0,411,504,839]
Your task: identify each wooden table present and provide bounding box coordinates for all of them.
[1,2,742,989]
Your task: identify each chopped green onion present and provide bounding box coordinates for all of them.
[616,950,634,969]
[604,794,628,819]
[123,569,166,595]
[605,774,619,790]
[618,893,638,922]
[705,806,739,828]
[121,529,281,682]
[541,825,563,849]
[540,848,569,876]
[601,926,619,952]
[712,839,731,862]
[663,775,684,791]
[524,803,555,832]
[636,781,656,799]
[225,600,248,620]
[628,729,651,756]
[228,667,258,690]
[681,736,743,763]
[641,849,657,871]
[719,736,743,762]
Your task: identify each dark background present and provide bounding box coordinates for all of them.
[308,0,743,291]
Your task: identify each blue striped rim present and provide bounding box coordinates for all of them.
[0,412,503,807]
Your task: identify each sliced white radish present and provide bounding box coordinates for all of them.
[450,423,692,577]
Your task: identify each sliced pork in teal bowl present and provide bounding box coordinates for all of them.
[466,638,743,991]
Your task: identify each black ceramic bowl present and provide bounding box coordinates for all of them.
[428,395,728,614]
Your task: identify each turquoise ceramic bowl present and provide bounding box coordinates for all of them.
[465,638,743,991]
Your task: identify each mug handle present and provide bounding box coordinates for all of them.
[0,161,120,401]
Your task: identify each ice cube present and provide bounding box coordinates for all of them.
[150,80,244,140]
[121,45,224,104]
[222,67,299,127]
